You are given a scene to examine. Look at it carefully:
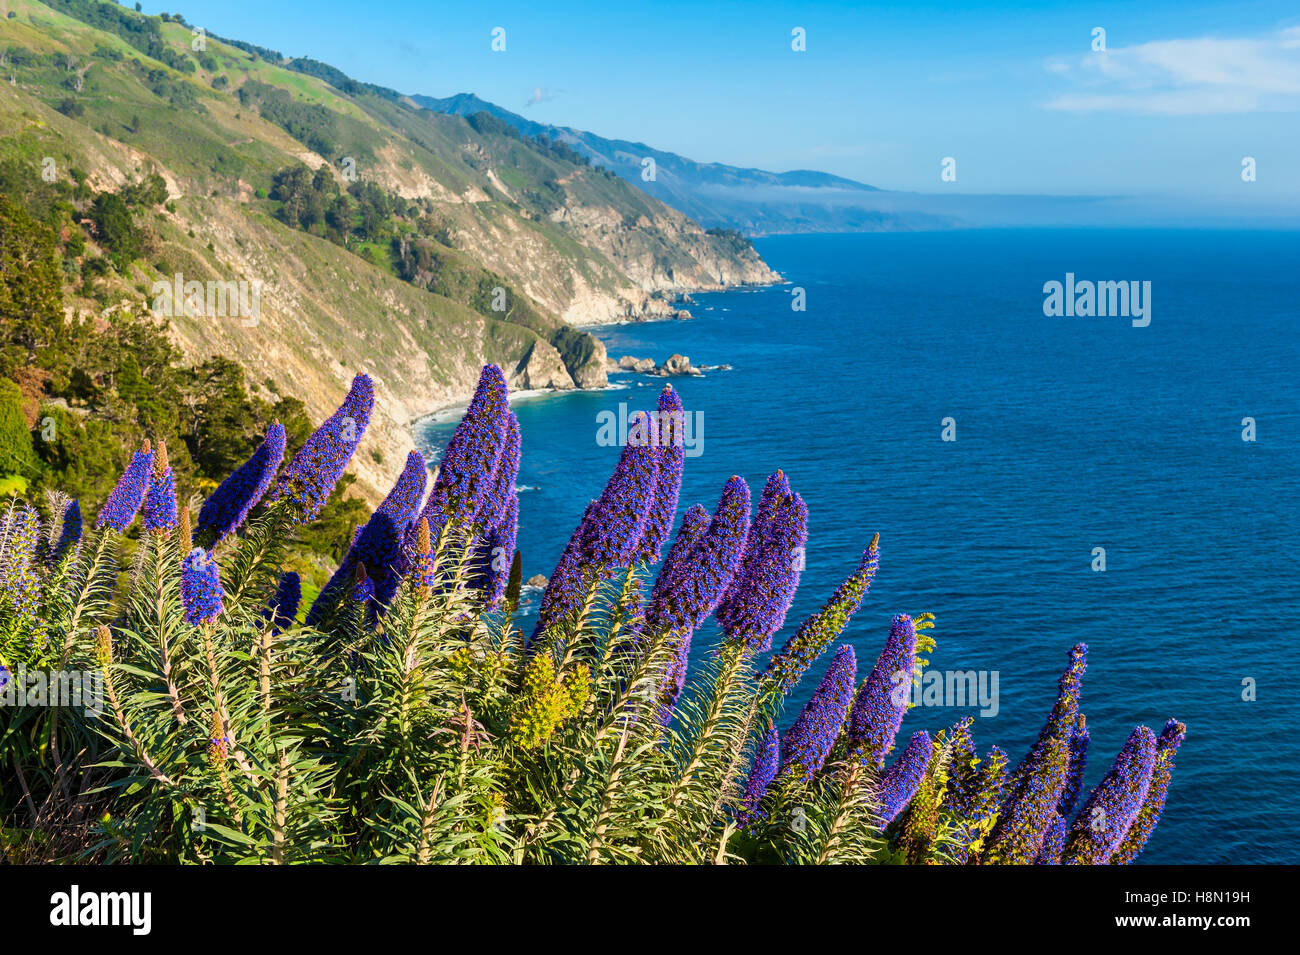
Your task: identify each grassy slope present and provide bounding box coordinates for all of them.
[0,1,541,500]
[0,0,773,500]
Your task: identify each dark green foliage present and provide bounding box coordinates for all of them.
[121,171,168,208]
[706,227,755,255]
[467,110,518,140]
[90,192,142,268]
[550,326,599,371]
[0,196,65,379]
[181,357,274,479]
[42,0,197,75]
[0,379,39,477]
[287,57,402,102]
[269,163,335,230]
[240,81,339,158]
[134,63,201,111]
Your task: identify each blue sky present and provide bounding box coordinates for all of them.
[151,1,1299,205]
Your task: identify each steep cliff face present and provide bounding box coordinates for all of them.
[342,98,780,325]
[548,198,778,295]
[147,197,569,502]
[0,0,779,502]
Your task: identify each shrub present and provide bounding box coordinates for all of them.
[0,367,1185,864]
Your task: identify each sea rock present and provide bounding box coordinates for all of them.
[617,355,657,373]
[613,353,707,376]
[511,339,576,391]
[569,334,608,389]
[651,353,703,377]
[526,574,548,588]
[551,327,608,389]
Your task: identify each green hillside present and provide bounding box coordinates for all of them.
[0,0,776,512]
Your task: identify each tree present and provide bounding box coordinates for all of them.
[182,357,266,481]
[0,378,39,477]
[122,172,168,208]
[0,196,64,379]
[89,193,142,269]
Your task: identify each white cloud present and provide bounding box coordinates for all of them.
[1045,26,1300,113]
[525,86,559,107]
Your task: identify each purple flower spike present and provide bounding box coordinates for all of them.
[764,537,879,695]
[657,627,696,725]
[476,493,518,607]
[1060,715,1090,819]
[266,570,301,634]
[1036,813,1069,865]
[272,374,374,522]
[143,468,176,533]
[1063,725,1158,865]
[646,504,710,612]
[716,471,809,652]
[780,644,857,782]
[877,730,933,827]
[96,442,153,532]
[987,645,1091,864]
[479,412,520,532]
[1035,714,1090,864]
[986,731,1071,864]
[356,450,428,576]
[1111,719,1187,865]
[581,410,661,568]
[645,476,750,635]
[350,565,375,605]
[531,503,599,641]
[641,504,712,715]
[1005,643,1089,797]
[199,423,286,542]
[307,451,428,624]
[413,365,509,537]
[634,386,685,565]
[143,443,177,534]
[51,499,82,566]
[847,613,919,768]
[738,720,780,827]
[1,504,41,624]
[469,411,520,608]
[180,548,224,626]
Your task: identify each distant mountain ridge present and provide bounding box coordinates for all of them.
[412,93,953,236]
[418,93,1236,234]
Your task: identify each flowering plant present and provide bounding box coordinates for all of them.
[0,368,1183,864]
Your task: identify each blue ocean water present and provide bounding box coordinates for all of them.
[419,229,1300,864]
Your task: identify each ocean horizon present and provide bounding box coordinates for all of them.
[419,228,1300,864]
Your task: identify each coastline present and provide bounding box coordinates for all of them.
[407,276,775,440]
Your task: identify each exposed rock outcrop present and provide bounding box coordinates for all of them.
[610,354,708,377]
[617,356,657,373]
[512,339,576,391]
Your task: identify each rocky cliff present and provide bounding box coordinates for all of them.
[0,0,779,503]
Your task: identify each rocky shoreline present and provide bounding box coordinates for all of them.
[607,353,731,377]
